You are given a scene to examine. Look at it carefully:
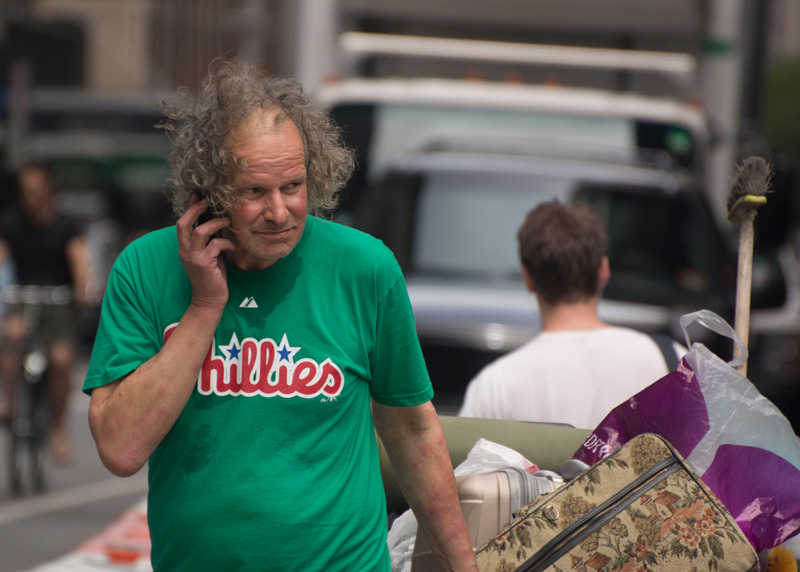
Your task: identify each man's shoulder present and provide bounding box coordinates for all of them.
[511,327,661,363]
[596,326,684,370]
[603,326,680,348]
[0,206,23,235]
[471,336,547,382]
[600,326,655,341]
[114,227,178,269]
[310,216,381,242]
[47,212,82,239]
[129,226,177,247]
[308,216,395,260]
[0,204,19,221]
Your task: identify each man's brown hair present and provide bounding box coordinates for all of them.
[517,200,608,306]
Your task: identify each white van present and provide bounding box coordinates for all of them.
[314,34,800,415]
[315,33,711,219]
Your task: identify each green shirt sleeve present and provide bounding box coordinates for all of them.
[82,235,175,394]
[369,275,434,406]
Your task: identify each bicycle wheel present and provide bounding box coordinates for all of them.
[8,379,31,495]
[30,376,49,493]
[7,377,48,495]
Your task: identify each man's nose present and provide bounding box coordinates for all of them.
[262,190,289,223]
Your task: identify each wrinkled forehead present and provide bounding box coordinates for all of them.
[227,107,305,169]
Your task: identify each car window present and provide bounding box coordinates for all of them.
[576,186,719,303]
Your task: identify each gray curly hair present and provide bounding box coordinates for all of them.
[158,56,355,216]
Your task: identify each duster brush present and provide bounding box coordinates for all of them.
[726,155,772,376]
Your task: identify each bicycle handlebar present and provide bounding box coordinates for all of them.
[0,285,74,306]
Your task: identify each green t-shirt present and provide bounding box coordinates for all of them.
[84,216,433,571]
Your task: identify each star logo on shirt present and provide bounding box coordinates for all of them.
[220,333,242,362]
[277,334,300,363]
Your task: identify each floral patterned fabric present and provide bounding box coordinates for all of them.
[475,434,759,572]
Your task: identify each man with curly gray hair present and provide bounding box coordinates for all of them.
[82,57,478,572]
[159,57,353,218]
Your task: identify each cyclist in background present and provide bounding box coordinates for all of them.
[0,162,91,463]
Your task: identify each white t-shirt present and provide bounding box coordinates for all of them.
[458,327,686,430]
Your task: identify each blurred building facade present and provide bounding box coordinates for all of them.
[0,0,797,204]
[1,0,796,153]
[771,0,800,58]
[0,0,796,92]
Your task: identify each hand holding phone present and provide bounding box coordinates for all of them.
[179,191,233,309]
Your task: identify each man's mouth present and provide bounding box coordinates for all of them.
[256,228,292,240]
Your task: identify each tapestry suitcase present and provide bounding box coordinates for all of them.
[412,467,557,572]
[475,433,760,572]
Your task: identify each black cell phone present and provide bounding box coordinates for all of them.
[195,190,222,239]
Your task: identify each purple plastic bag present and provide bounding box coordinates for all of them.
[572,310,800,552]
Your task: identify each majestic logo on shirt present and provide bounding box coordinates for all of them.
[239,296,258,308]
[163,325,344,400]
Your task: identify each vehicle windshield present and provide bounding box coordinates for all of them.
[357,166,726,306]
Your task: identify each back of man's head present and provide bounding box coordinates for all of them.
[517,200,608,306]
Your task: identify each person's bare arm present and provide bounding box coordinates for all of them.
[0,239,9,267]
[88,201,231,477]
[372,400,479,572]
[66,234,91,304]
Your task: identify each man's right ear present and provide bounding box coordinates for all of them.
[522,266,536,293]
[598,256,611,289]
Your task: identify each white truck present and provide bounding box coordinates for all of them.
[313,32,800,415]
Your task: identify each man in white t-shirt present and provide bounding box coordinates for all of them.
[458,200,685,430]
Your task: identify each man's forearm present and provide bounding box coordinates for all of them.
[373,401,479,572]
[88,302,222,476]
